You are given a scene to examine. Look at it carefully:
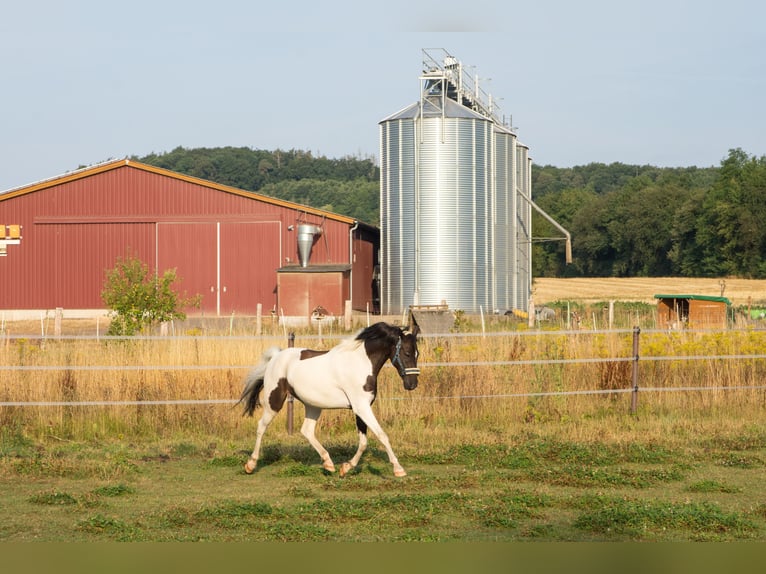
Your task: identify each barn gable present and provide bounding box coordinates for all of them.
[0,159,378,319]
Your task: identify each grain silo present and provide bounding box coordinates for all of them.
[379,49,570,316]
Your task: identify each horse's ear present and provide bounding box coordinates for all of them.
[410,323,420,337]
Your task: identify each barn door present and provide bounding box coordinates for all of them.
[157,222,218,314]
[158,221,282,316]
[219,221,280,315]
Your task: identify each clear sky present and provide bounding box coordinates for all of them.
[2,0,764,191]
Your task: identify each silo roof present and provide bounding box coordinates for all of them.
[380,97,488,122]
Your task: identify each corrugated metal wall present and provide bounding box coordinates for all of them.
[515,145,532,310]
[380,119,417,315]
[493,127,517,313]
[381,111,527,316]
[0,162,376,315]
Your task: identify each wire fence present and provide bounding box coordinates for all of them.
[3,326,766,412]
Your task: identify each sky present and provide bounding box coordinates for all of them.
[2,0,765,191]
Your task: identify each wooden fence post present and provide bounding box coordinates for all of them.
[630,326,640,414]
[286,332,295,434]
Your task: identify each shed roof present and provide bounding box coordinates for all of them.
[0,158,374,229]
[654,294,732,305]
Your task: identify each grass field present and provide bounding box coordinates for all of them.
[1,420,765,542]
[2,277,766,542]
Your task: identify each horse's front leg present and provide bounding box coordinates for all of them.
[352,404,407,477]
[301,405,335,472]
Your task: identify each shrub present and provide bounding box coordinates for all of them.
[101,252,200,336]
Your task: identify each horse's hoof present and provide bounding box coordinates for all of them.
[339,462,353,477]
[244,459,257,474]
[322,462,336,473]
[394,468,407,478]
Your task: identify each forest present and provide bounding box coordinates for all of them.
[135,146,766,279]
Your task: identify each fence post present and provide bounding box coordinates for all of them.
[630,326,640,414]
[286,332,295,434]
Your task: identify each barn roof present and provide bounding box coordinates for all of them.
[0,158,371,228]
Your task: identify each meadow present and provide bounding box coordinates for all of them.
[1,277,766,542]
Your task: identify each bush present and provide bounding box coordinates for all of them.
[101,253,200,336]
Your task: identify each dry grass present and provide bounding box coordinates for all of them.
[1,323,765,450]
[2,276,765,449]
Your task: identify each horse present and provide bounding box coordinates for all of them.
[238,321,421,477]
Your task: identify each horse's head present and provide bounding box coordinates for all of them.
[392,323,420,391]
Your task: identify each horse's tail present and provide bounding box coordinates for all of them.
[238,346,281,417]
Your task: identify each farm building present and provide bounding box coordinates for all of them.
[0,159,379,322]
[654,294,731,329]
[379,49,571,316]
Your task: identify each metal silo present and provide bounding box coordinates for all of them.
[515,143,532,311]
[380,49,569,317]
[493,124,517,313]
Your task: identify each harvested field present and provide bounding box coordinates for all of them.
[532,277,766,306]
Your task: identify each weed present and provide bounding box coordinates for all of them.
[528,464,685,488]
[717,453,764,469]
[77,514,142,541]
[573,497,756,539]
[92,484,134,497]
[207,455,242,468]
[277,462,316,477]
[28,491,78,506]
[170,442,199,457]
[156,506,194,529]
[286,485,315,498]
[262,521,330,541]
[195,500,274,527]
[686,480,742,494]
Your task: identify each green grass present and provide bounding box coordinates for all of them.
[2,428,765,542]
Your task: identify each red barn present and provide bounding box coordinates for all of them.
[0,159,379,322]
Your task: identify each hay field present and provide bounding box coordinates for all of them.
[532,277,766,306]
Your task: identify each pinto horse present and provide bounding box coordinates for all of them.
[238,322,421,477]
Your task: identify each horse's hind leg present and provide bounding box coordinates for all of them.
[245,408,277,474]
[245,377,291,474]
[300,405,335,472]
[339,415,368,478]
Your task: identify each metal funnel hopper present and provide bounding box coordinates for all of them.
[297,224,322,267]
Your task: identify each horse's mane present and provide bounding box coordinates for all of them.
[355,322,403,345]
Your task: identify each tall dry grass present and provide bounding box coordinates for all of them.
[1,324,765,452]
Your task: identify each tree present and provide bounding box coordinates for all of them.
[101,253,200,336]
[692,149,766,277]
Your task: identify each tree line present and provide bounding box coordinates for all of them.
[532,148,766,278]
[136,146,766,279]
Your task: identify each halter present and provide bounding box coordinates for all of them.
[392,337,420,377]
